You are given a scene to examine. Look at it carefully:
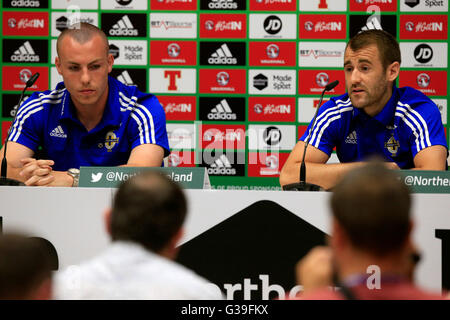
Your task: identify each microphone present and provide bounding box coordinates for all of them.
[0,73,40,186]
[283,80,339,191]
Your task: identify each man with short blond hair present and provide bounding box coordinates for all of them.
[0,23,169,187]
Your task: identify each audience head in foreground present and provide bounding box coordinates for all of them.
[53,171,222,300]
[296,162,444,300]
[0,233,53,300]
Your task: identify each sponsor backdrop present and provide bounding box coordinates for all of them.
[0,0,448,190]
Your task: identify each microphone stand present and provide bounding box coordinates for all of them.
[283,80,339,191]
[0,73,40,186]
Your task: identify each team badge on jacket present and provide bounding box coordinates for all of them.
[105,131,119,152]
[384,135,400,157]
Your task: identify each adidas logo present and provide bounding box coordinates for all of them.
[361,15,383,32]
[50,126,67,138]
[117,71,135,86]
[11,41,39,62]
[345,130,357,144]
[208,155,236,175]
[110,15,138,36]
[208,0,238,9]
[207,99,236,120]
[208,44,237,65]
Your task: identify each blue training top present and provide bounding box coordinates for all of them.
[300,86,448,169]
[8,76,170,171]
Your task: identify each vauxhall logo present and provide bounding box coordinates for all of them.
[264,16,282,35]
[168,43,181,58]
[414,44,433,64]
[266,44,279,58]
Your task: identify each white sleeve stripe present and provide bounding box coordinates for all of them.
[397,107,425,149]
[314,99,351,125]
[118,98,150,144]
[15,93,63,122]
[131,113,144,145]
[311,100,351,141]
[335,98,351,105]
[396,105,429,150]
[397,102,431,147]
[10,99,61,141]
[118,92,157,145]
[11,107,44,142]
[118,96,157,145]
[311,107,353,147]
[313,114,342,148]
[395,112,421,152]
[17,89,65,116]
[310,105,353,146]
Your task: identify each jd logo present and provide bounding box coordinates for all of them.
[263,126,282,146]
[264,15,282,35]
[414,44,433,64]
[116,0,133,5]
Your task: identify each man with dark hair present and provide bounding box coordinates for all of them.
[53,171,223,299]
[0,233,53,300]
[280,30,447,190]
[0,23,169,187]
[295,162,444,299]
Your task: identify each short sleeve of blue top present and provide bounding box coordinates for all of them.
[299,86,448,169]
[8,76,170,171]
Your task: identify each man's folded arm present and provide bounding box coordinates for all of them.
[0,142,73,186]
[0,142,35,182]
[123,143,165,167]
[412,145,448,170]
[279,141,365,190]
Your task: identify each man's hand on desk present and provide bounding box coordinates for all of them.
[384,161,400,170]
[19,158,73,187]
